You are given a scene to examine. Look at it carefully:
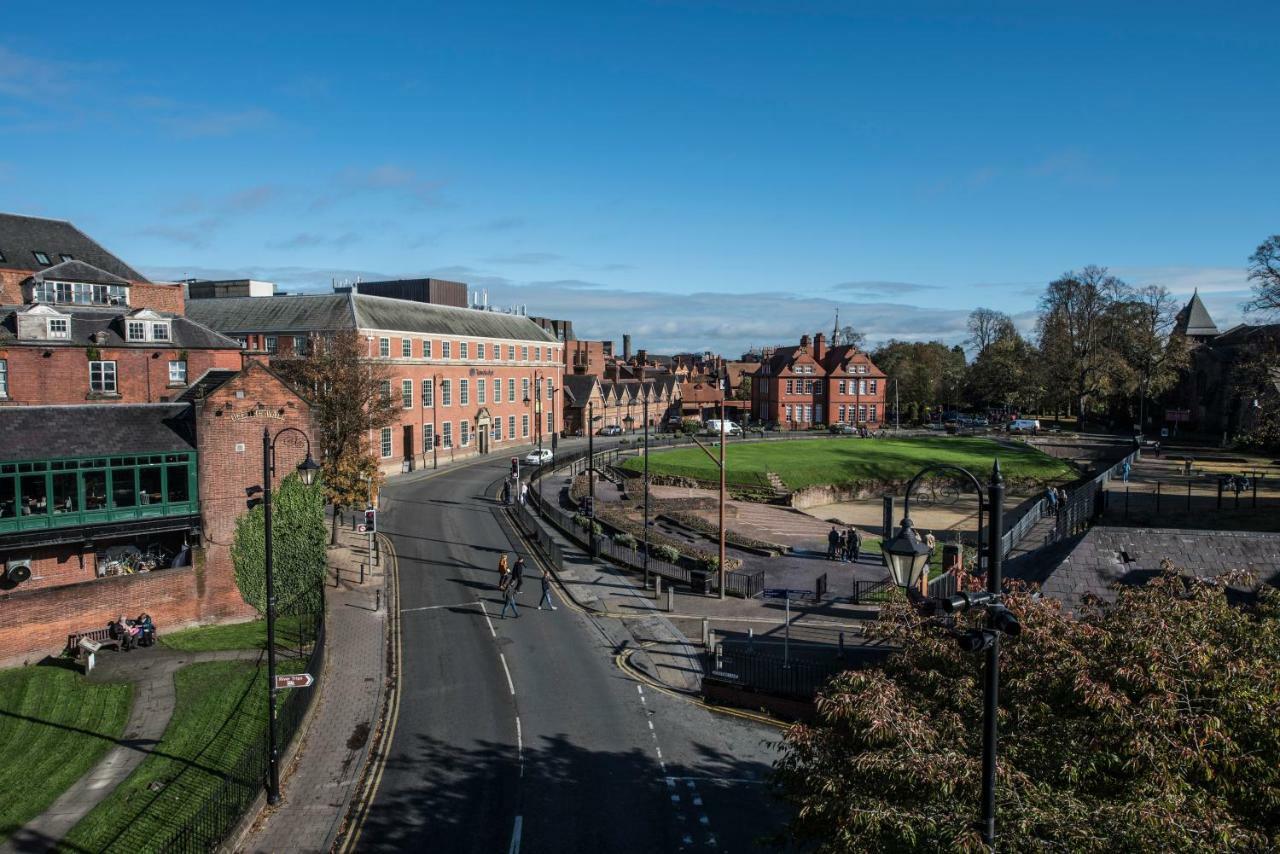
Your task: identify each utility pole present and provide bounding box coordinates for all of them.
[718,400,726,599]
[588,400,596,558]
[643,389,650,587]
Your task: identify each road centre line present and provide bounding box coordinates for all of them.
[400,602,481,613]
[479,600,498,638]
[508,815,522,854]
[499,652,516,695]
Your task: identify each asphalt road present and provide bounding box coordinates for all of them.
[358,444,790,853]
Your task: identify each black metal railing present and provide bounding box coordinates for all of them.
[705,646,847,700]
[154,581,326,853]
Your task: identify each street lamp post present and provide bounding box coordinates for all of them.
[432,373,440,470]
[587,400,599,557]
[260,426,320,806]
[642,387,650,587]
[881,460,1011,849]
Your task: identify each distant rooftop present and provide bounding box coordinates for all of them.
[0,213,147,282]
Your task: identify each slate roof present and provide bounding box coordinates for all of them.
[562,375,599,406]
[177,369,240,403]
[0,404,195,461]
[28,259,130,287]
[0,305,244,350]
[185,292,558,342]
[0,213,147,281]
[1009,526,1280,612]
[760,342,885,378]
[1175,291,1219,337]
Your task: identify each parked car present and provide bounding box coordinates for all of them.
[524,448,554,465]
[1007,418,1042,435]
[598,425,623,436]
[704,419,742,436]
[829,423,856,434]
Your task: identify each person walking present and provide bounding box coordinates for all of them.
[827,526,840,561]
[511,556,526,593]
[502,480,511,505]
[538,566,557,610]
[520,481,529,506]
[1121,459,1131,483]
[1045,485,1058,516]
[500,582,520,618]
[497,553,510,590]
[847,527,862,562]
[836,529,847,562]
[924,531,937,558]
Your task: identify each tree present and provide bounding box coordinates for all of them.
[735,374,752,401]
[871,341,969,421]
[1246,234,1280,315]
[1117,284,1189,430]
[1036,266,1127,429]
[965,308,1017,354]
[965,330,1040,411]
[1231,340,1280,452]
[775,571,1280,852]
[274,331,401,543]
[231,473,327,613]
[838,325,867,351]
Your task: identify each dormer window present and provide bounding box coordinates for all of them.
[59,254,73,262]
[127,320,147,341]
[33,280,129,306]
[33,251,50,266]
[152,322,170,342]
[47,318,70,339]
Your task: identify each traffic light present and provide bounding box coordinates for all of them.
[364,507,377,533]
[511,457,520,477]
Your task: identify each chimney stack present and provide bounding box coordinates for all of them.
[800,334,811,351]
[813,332,826,360]
[623,334,632,362]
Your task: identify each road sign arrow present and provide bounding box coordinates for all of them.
[273,673,314,690]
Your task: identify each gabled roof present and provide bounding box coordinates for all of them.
[562,374,599,406]
[28,258,130,287]
[185,292,559,342]
[0,213,147,281]
[0,404,195,461]
[1175,291,1219,337]
[0,304,243,350]
[177,369,241,403]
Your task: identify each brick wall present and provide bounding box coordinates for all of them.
[0,270,24,305]
[130,282,186,315]
[0,563,203,668]
[0,346,242,405]
[9,544,96,593]
[194,361,315,623]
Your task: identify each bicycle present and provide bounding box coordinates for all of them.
[914,479,962,507]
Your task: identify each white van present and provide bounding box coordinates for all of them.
[1007,419,1041,435]
[705,419,742,436]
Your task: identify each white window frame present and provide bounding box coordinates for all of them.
[507,345,515,361]
[423,339,432,358]
[869,404,878,422]
[380,427,393,458]
[127,320,147,341]
[493,419,502,440]
[508,415,516,438]
[89,360,117,394]
[508,378,516,401]
[379,337,390,357]
[265,335,278,353]
[423,423,434,452]
[380,379,391,402]
[521,346,529,361]
[47,317,70,338]
[169,360,187,384]
[459,379,469,406]
[477,343,486,360]
[150,322,170,342]
[422,378,434,407]
[522,414,530,438]
[442,341,452,359]
[0,358,8,398]
[460,342,469,359]
[402,379,413,409]
[547,412,553,433]
[521,378,530,400]
[460,420,471,447]
[442,421,453,448]
[402,338,412,358]
[477,379,486,404]
[441,379,452,406]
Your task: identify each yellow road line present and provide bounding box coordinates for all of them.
[336,530,401,854]
[614,648,787,731]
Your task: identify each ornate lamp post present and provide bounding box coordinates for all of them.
[259,426,319,805]
[880,460,1015,850]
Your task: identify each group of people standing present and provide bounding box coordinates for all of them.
[1044,486,1070,515]
[496,552,556,618]
[501,479,529,506]
[826,526,863,562]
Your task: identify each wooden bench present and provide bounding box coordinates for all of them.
[66,628,121,658]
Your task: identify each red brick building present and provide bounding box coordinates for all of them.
[186,292,565,473]
[751,332,887,428]
[0,213,316,665]
[561,374,680,435]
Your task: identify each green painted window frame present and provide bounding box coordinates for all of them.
[0,451,198,534]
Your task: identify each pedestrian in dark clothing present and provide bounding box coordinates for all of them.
[1153,441,1161,458]
[836,529,847,561]
[538,566,557,610]
[512,557,526,593]
[500,583,519,618]
[502,481,511,505]
[846,528,862,561]
[827,526,840,560]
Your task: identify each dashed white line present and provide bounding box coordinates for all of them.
[479,600,497,638]
[647,720,654,731]
[655,747,662,759]
[508,815,523,854]
[499,652,516,695]
[515,715,524,777]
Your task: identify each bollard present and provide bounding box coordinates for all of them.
[838,631,845,659]
[334,565,341,588]
[351,514,356,531]
[1156,481,1161,512]
[667,586,674,614]
[654,576,662,601]
[375,588,381,611]
[748,627,754,653]
[359,562,365,584]
[701,617,710,647]
[1217,480,1223,510]
[713,638,721,669]
[1187,480,1191,511]
[373,537,380,566]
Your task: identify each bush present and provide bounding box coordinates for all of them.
[680,419,702,435]
[696,554,720,572]
[652,544,680,563]
[231,474,326,613]
[613,532,637,548]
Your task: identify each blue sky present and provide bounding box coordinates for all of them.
[1,1,1276,354]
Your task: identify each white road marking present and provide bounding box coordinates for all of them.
[400,602,479,613]
[699,815,710,826]
[637,685,644,695]
[508,815,522,854]
[499,652,516,695]
[671,794,681,803]
[693,795,702,806]
[516,715,524,777]
[479,600,497,638]
[655,747,662,759]
[647,720,654,731]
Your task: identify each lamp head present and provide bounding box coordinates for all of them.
[881,518,931,589]
[296,454,321,487]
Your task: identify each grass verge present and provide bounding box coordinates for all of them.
[62,658,296,852]
[0,665,132,843]
[621,436,1074,491]
[160,615,308,653]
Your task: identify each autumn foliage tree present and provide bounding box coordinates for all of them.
[273,330,402,543]
[775,571,1280,852]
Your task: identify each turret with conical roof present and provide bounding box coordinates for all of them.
[1174,290,1219,343]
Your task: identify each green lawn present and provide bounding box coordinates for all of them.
[0,666,132,843]
[621,436,1075,491]
[160,614,309,653]
[64,659,285,852]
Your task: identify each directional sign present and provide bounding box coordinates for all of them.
[763,588,812,600]
[274,673,314,690]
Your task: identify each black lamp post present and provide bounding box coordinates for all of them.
[881,460,1012,850]
[587,400,601,557]
[642,386,650,586]
[260,426,320,805]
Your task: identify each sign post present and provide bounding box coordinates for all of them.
[763,588,812,668]
[273,673,314,690]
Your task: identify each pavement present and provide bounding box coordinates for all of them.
[0,647,262,854]
[238,525,388,854]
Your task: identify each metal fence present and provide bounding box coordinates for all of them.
[154,582,326,853]
[705,646,848,700]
